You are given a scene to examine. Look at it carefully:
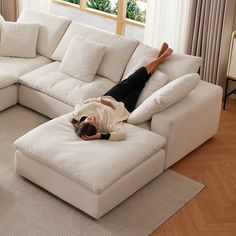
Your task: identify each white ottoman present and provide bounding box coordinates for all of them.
[0,69,18,111]
[14,113,166,219]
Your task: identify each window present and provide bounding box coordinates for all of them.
[126,0,147,23]
[54,0,146,35]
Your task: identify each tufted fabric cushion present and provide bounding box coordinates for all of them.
[0,55,51,77]
[19,62,115,106]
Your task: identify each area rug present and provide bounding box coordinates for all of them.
[0,105,205,236]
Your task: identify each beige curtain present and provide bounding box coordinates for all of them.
[187,0,235,87]
[0,0,17,21]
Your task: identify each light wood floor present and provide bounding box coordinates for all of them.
[152,98,236,236]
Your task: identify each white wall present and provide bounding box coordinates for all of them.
[18,0,50,15]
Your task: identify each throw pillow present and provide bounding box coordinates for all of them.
[0,21,39,58]
[127,73,200,124]
[58,36,106,82]
[123,58,169,107]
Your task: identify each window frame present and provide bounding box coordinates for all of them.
[52,0,145,35]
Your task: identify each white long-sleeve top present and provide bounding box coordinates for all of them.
[73,96,130,141]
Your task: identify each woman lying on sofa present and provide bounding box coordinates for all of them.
[71,42,173,141]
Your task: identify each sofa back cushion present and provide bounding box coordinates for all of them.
[52,22,139,83]
[0,21,39,58]
[158,53,202,81]
[17,8,71,59]
[124,43,202,82]
[122,43,158,80]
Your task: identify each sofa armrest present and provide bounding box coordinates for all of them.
[151,80,223,169]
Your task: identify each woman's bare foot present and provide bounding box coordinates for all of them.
[158,48,173,60]
[145,48,173,74]
[157,42,169,58]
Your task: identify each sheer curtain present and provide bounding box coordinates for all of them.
[18,0,50,15]
[144,0,193,53]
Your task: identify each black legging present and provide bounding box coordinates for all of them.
[104,67,151,112]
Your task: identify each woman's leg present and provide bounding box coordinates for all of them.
[104,45,173,112]
[104,67,149,102]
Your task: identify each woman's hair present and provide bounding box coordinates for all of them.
[71,117,97,137]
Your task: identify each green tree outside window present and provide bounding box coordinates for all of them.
[127,0,144,22]
[87,0,112,14]
[113,0,145,22]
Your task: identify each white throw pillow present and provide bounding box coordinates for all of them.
[136,70,168,107]
[123,58,169,107]
[59,36,106,82]
[128,73,200,124]
[0,21,39,58]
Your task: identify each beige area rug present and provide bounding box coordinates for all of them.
[0,105,205,236]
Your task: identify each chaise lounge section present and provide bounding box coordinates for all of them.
[14,114,166,218]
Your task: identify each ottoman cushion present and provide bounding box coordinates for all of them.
[14,113,166,194]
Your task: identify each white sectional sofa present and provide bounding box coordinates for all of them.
[0,9,223,218]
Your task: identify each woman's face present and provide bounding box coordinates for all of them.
[84,116,97,128]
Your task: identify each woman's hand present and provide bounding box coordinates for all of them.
[81,133,101,141]
[101,98,115,110]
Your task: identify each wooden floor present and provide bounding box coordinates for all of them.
[152,99,236,236]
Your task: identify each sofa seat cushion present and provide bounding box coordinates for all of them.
[0,69,17,89]
[14,113,166,194]
[19,62,115,106]
[0,55,52,77]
